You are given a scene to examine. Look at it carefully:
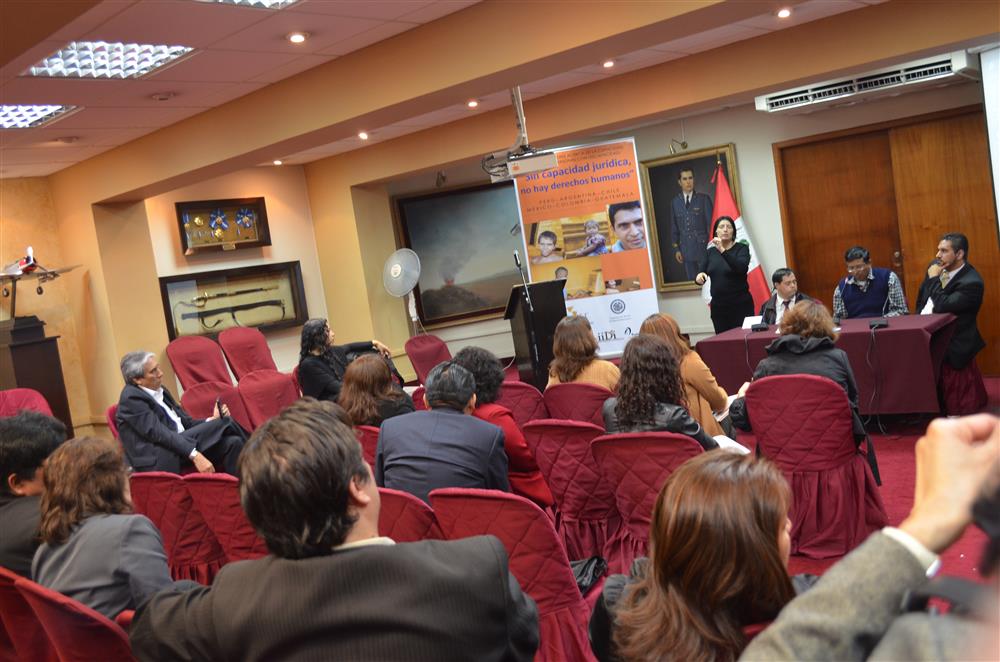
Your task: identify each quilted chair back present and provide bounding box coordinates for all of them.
[106,404,120,440]
[496,381,548,429]
[590,433,704,573]
[745,375,887,558]
[237,370,300,429]
[180,381,253,434]
[355,425,380,465]
[217,327,277,380]
[377,488,443,542]
[403,334,451,385]
[429,488,597,662]
[165,336,232,390]
[128,472,227,583]
[14,575,134,662]
[0,567,57,662]
[0,388,52,417]
[543,383,612,426]
[183,474,268,562]
[522,420,619,560]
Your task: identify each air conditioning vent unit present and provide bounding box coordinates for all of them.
[755,51,980,114]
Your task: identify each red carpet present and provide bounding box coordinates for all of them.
[785,375,998,581]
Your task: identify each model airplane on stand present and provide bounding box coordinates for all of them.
[1,247,79,318]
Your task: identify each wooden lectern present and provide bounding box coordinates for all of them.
[503,279,567,391]
[0,315,74,436]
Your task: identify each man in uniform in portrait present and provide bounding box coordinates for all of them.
[670,168,713,280]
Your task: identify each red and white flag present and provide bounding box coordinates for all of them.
[701,162,770,310]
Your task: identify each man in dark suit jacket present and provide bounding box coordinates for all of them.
[670,167,714,280]
[759,267,813,325]
[376,361,509,503]
[116,350,245,475]
[130,399,538,662]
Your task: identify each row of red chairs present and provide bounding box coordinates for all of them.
[166,327,278,390]
[0,388,53,417]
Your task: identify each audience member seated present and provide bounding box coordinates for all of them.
[591,451,800,662]
[0,412,66,577]
[742,414,1000,661]
[130,399,539,661]
[297,318,392,402]
[546,315,620,391]
[338,354,414,427]
[452,346,554,509]
[640,313,728,437]
[731,300,865,439]
[376,362,509,503]
[32,436,192,620]
[602,334,718,451]
[116,351,246,476]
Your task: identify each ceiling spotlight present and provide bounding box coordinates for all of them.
[602,60,615,69]
[287,32,308,44]
[358,131,369,140]
[273,159,283,165]
[150,91,176,101]
[668,139,688,155]
[777,7,792,18]
[467,99,479,108]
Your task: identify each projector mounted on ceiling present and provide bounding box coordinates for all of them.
[482,86,557,183]
[755,51,980,115]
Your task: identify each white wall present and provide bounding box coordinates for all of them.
[144,165,328,378]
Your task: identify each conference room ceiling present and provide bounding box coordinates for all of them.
[0,0,888,180]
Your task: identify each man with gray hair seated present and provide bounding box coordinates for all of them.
[375,361,509,503]
[115,350,246,476]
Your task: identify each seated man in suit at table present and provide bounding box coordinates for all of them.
[116,350,246,476]
[832,246,908,320]
[916,232,987,415]
[376,361,510,503]
[759,268,813,326]
[129,399,539,661]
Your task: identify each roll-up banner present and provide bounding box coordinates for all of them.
[514,138,659,355]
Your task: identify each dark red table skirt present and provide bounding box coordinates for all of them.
[696,314,956,415]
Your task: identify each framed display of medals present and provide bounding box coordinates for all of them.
[176,197,272,254]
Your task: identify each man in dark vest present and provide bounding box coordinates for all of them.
[832,246,908,319]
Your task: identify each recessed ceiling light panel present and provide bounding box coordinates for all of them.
[196,0,299,8]
[25,41,194,79]
[0,105,79,129]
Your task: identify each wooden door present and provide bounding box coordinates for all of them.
[890,111,1000,373]
[776,131,902,307]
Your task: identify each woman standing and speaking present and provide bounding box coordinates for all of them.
[695,216,754,334]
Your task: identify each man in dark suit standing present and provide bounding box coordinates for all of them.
[670,167,714,280]
[115,350,245,475]
[130,399,538,661]
[377,361,509,503]
[916,233,988,414]
[759,268,813,326]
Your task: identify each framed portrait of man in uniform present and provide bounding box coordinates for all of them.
[641,144,743,292]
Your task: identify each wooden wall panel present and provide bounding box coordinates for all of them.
[890,111,1000,374]
[777,131,901,308]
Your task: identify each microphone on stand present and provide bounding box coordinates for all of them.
[513,250,534,313]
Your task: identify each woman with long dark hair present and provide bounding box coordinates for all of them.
[640,313,728,437]
[590,451,796,662]
[694,216,755,334]
[297,318,392,402]
[602,334,717,450]
[32,437,184,619]
[338,354,414,427]
[546,315,619,391]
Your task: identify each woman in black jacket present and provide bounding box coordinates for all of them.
[297,318,392,402]
[694,216,754,334]
[602,334,717,450]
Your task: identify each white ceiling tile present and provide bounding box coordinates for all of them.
[0,163,72,179]
[0,126,154,148]
[289,0,436,21]
[211,11,383,54]
[49,106,208,130]
[249,53,334,82]
[149,49,303,82]
[0,144,117,164]
[396,0,480,24]
[737,0,865,31]
[191,81,268,107]
[652,24,771,55]
[315,20,418,56]
[1,76,224,108]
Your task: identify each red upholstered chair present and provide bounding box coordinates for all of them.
[129,472,227,583]
[0,566,57,662]
[217,327,278,380]
[543,383,613,426]
[14,575,134,662]
[403,334,451,385]
[522,420,619,561]
[430,488,597,662]
[0,388,52,416]
[411,386,427,411]
[290,364,301,395]
[106,404,120,440]
[183,474,268,562]
[179,381,253,435]
[237,370,300,428]
[377,487,443,542]
[745,375,888,559]
[590,432,704,573]
[355,425,380,465]
[503,363,521,382]
[165,336,232,390]
[496,381,548,429]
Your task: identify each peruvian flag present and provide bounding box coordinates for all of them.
[701,162,770,310]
